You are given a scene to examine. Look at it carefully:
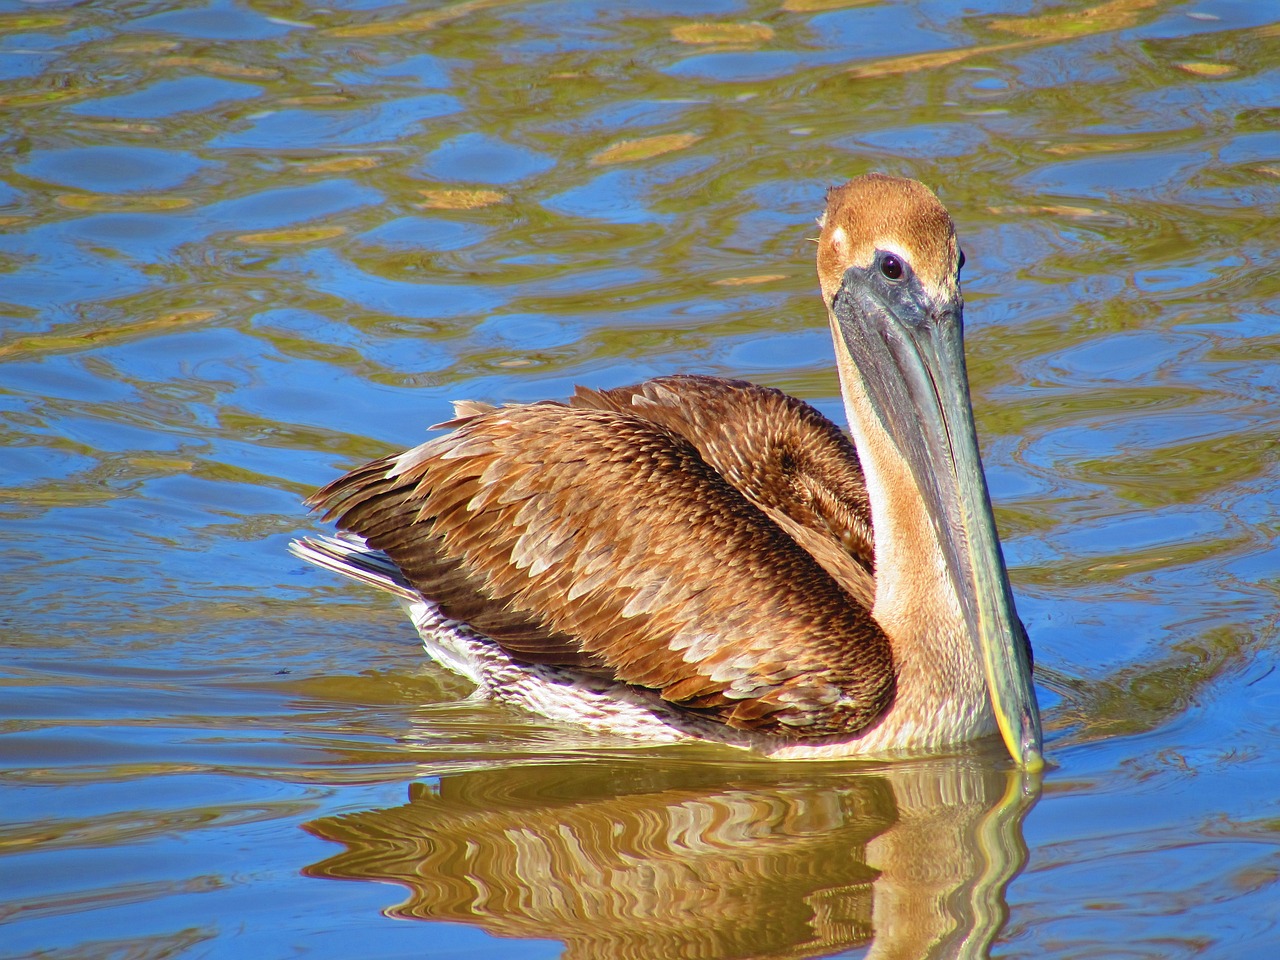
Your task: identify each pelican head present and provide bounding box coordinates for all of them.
[817,174,1043,769]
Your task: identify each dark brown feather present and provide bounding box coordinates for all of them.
[308,397,895,737]
[570,375,875,578]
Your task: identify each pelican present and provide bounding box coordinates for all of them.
[292,174,1043,769]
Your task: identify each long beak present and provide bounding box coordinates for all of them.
[832,270,1043,769]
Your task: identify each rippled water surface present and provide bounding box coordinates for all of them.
[4,1,1280,957]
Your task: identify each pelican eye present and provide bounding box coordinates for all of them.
[879,254,905,281]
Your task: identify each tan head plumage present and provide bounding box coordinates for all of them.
[816,174,961,305]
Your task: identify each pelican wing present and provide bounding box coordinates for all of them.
[308,402,894,737]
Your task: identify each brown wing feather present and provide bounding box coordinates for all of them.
[571,376,875,594]
[309,401,894,737]
[571,376,874,566]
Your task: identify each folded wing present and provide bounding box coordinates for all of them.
[308,394,893,737]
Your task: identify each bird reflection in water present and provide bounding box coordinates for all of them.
[305,754,1037,959]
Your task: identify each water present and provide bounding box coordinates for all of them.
[3,1,1279,957]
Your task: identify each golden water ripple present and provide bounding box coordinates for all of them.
[1,0,1278,957]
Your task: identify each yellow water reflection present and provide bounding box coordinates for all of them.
[307,755,1037,960]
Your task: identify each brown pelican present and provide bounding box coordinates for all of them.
[292,173,1043,769]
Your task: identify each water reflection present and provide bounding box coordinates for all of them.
[306,755,1037,960]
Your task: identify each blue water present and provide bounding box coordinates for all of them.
[3,1,1279,958]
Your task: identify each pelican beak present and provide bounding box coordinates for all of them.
[831,264,1043,770]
